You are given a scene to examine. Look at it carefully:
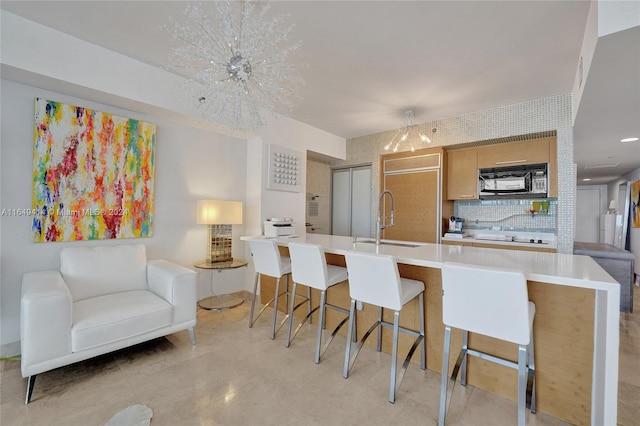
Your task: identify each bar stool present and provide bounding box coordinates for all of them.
[247,239,309,340]
[343,251,426,404]
[438,262,536,426]
[286,242,351,363]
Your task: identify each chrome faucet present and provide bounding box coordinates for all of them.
[375,190,395,245]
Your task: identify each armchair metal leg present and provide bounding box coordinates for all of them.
[25,375,37,404]
[188,327,196,345]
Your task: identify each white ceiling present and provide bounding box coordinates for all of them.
[1,0,638,184]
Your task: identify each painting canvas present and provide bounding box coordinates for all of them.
[632,179,640,228]
[32,98,156,242]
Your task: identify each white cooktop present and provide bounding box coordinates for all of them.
[443,231,558,249]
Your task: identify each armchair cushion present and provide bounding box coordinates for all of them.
[72,290,172,352]
[60,245,148,302]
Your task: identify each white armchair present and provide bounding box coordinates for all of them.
[20,244,197,404]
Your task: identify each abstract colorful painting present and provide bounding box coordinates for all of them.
[632,179,640,228]
[32,98,156,242]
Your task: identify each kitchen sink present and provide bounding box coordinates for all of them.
[356,239,422,248]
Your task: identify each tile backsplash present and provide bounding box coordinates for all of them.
[454,198,557,233]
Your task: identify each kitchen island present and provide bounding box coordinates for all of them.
[245,234,619,426]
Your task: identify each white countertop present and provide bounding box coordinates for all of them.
[243,233,615,291]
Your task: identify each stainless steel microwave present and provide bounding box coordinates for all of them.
[478,163,548,200]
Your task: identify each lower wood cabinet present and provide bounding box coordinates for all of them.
[442,240,556,253]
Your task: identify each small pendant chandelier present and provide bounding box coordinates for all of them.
[384,110,430,152]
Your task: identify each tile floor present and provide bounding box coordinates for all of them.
[1,292,638,426]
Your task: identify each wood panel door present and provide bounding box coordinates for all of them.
[446,147,478,200]
[382,169,440,243]
[477,138,550,168]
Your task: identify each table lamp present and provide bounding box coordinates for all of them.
[196,200,243,263]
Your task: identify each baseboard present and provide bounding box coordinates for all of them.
[1,341,21,359]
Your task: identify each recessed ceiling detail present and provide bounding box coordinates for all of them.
[584,163,620,169]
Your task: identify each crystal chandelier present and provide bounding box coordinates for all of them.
[384,110,430,152]
[167,1,303,130]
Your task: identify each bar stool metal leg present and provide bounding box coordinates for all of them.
[438,325,452,426]
[389,310,400,403]
[419,292,426,369]
[518,345,527,426]
[285,280,299,346]
[315,290,327,363]
[343,299,357,378]
[248,272,260,328]
[527,329,536,413]
[461,329,469,386]
[376,306,383,352]
[270,276,283,339]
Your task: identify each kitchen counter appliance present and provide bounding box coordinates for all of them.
[264,218,294,237]
[448,216,464,233]
[478,163,547,200]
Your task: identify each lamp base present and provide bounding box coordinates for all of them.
[207,224,233,263]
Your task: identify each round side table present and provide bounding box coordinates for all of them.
[194,259,248,311]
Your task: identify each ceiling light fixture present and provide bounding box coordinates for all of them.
[384,110,430,153]
[582,178,592,181]
[167,1,303,130]
[620,137,639,143]
[584,162,620,169]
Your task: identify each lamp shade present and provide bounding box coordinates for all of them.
[196,200,243,225]
[609,200,617,210]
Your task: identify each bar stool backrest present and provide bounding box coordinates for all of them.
[288,243,330,290]
[441,262,531,345]
[344,251,403,311]
[248,239,286,278]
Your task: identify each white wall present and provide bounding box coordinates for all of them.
[572,0,598,123]
[598,0,640,36]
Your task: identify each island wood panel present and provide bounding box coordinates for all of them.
[382,170,440,243]
[441,240,473,246]
[259,252,594,425]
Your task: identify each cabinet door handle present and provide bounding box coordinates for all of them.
[459,194,475,198]
[495,159,527,165]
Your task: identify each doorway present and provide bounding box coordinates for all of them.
[331,165,372,237]
[576,186,606,243]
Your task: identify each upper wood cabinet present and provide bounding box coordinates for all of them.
[447,147,478,200]
[446,136,558,199]
[477,138,550,168]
